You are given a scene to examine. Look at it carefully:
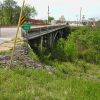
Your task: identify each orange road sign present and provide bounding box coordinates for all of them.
[21,16,26,25]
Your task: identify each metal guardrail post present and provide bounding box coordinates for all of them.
[40,28,41,34]
[47,26,48,31]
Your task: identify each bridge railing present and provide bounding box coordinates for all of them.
[28,24,66,33]
[22,24,67,39]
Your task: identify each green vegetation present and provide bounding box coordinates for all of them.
[23,4,37,19]
[48,16,55,23]
[0,26,100,99]
[28,49,39,61]
[0,0,37,25]
[0,50,11,55]
[52,38,78,62]
[51,27,100,64]
[70,27,100,64]
[0,67,100,100]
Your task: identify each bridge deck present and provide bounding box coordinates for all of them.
[22,24,67,40]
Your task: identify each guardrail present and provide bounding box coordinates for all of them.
[22,24,67,39]
[29,24,66,33]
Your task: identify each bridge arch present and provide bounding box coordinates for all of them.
[22,24,70,52]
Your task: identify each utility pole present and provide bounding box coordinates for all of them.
[48,5,50,24]
[10,0,25,68]
[76,15,78,27]
[80,7,82,25]
[82,15,85,25]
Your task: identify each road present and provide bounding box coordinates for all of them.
[0,25,52,44]
[0,24,79,44]
[0,27,21,44]
[0,27,21,38]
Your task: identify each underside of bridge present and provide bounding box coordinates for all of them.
[28,26,71,53]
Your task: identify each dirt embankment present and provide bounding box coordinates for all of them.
[0,38,23,52]
[0,41,14,51]
[0,44,55,72]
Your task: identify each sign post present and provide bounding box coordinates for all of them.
[9,0,25,68]
[22,22,31,54]
[22,22,31,44]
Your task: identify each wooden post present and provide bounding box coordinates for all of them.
[9,0,25,68]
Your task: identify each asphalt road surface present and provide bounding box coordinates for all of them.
[0,25,49,44]
[0,24,79,44]
[0,27,21,44]
[0,27,21,38]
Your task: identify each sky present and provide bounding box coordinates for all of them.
[1,0,100,21]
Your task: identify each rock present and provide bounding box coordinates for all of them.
[44,65,55,72]
[0,61,6,64]
[0,55,11,60]
[0,45,56,72]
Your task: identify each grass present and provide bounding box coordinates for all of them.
[28,49,39,61]
[41,59,100,80]
[0,26,100,99]
[0,67,100,100]
[0,50,12,55]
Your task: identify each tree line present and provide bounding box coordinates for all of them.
[0,0,37,25]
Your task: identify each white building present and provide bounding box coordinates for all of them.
[59,15,66,23]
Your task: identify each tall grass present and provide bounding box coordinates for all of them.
[52,38,78,62]
[0,26,100,99]
[0,68,100,100]
[50,27,100,64]
[70,27,100,64]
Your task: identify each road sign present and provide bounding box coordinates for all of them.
[22,22,31,31]
[21,16,26,25]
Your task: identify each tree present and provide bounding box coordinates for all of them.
[48,16,54,23]
[1,0,37,25]
[3,0,17,25]
[0,1,3,24]
[23,5,37,18]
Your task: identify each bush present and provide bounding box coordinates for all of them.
[81,48,100,64]
[52,38,78,62]
[70,27,100,64]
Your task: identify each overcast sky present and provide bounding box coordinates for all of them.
[1,0,100,20]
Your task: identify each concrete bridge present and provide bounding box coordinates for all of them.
[22,24,70,52]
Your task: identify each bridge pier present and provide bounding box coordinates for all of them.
[23,25,71,54]
[46,33,52,49]
[40,36,43,51]
[50,33,53,48]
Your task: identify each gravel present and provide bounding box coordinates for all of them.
[0,45,55,72]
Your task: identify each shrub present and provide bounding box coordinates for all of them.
[52,38,78,62]
[81,48,100,64]
[70,27,100,64]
